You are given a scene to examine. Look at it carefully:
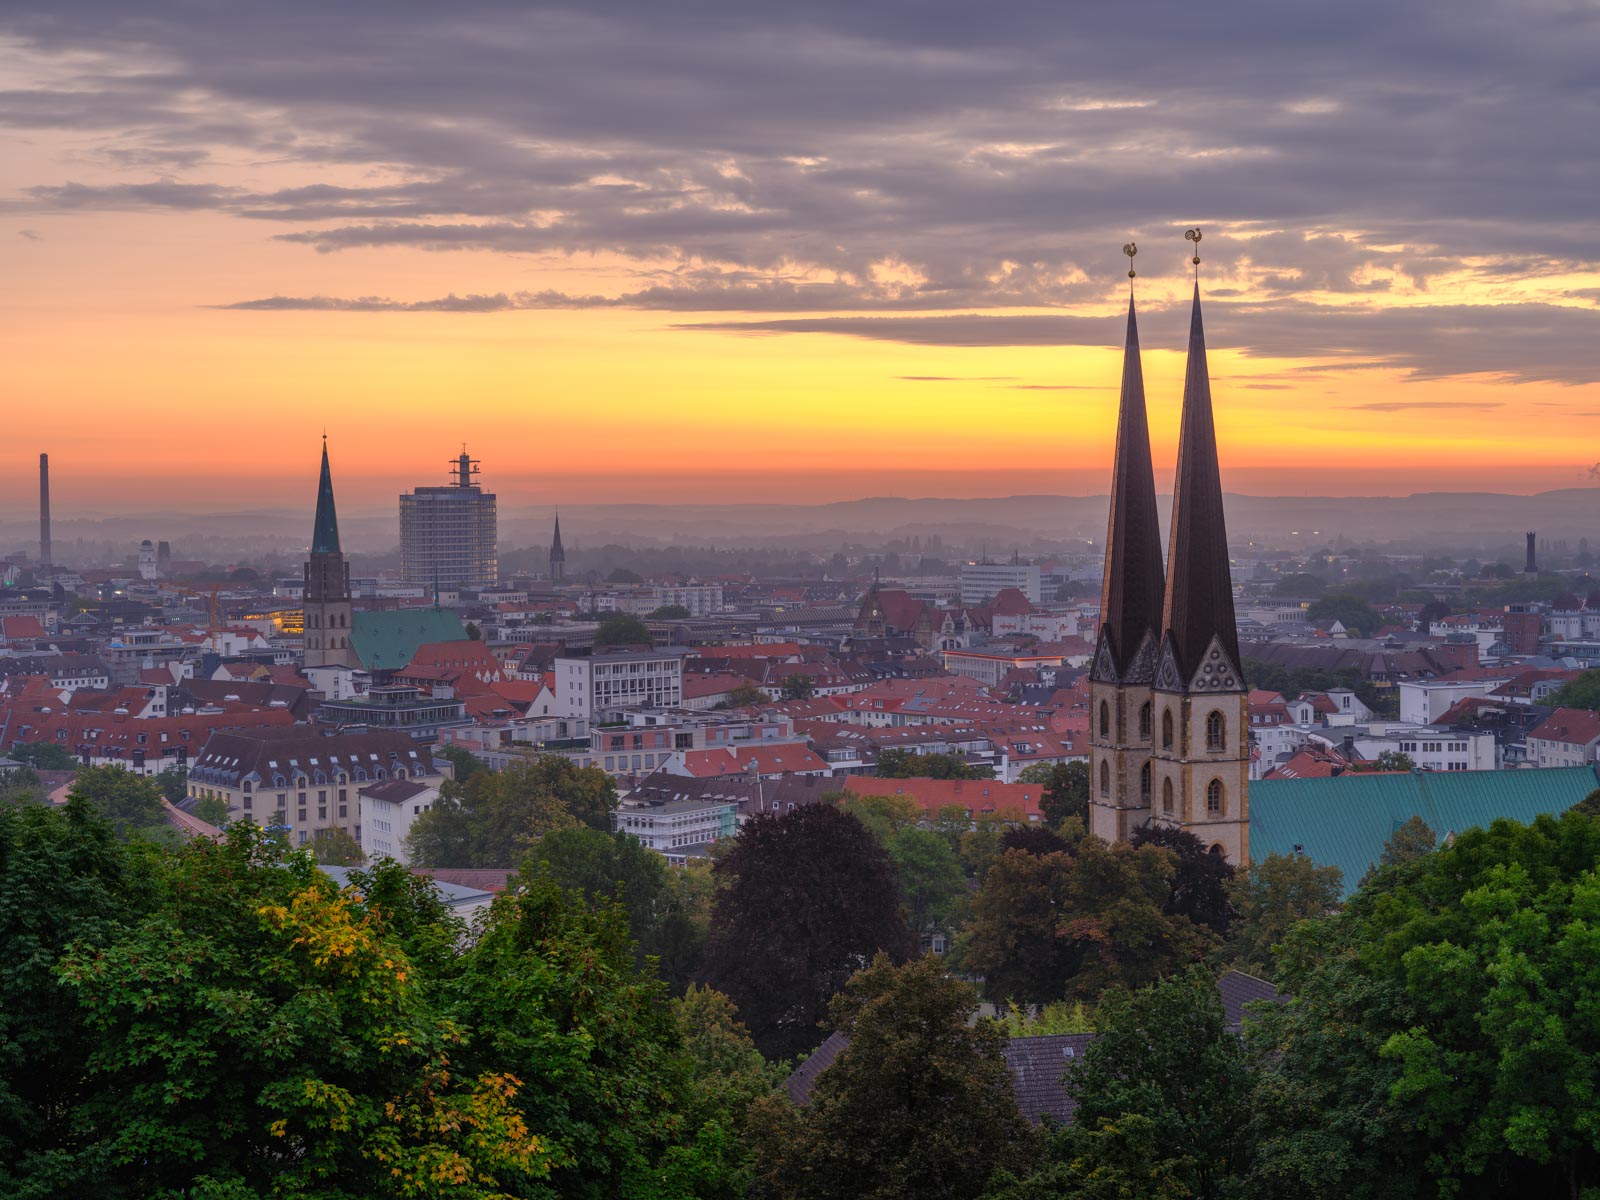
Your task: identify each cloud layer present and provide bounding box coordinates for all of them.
[5,1,1600,379]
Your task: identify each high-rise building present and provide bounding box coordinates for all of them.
[549,509,566,581]
[400,450,498,591]
[1090,271,1249,863]
[304,440,358,668]
[38,453,51,570]
[959,561,1042,605]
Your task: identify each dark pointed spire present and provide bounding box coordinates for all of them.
[311,438,341,556]
[550,508,564,559]
[1161,282,1241,682]
[1094,293,1166,680]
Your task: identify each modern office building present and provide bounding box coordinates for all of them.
[555,648,689,719]
[400,449,498,591]
[959,561,1043,605]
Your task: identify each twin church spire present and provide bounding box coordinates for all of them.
[1089,232,1249,863]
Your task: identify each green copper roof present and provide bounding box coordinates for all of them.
[312,441,341,555]
[350,607,467,672]
[1251,765,1600,895]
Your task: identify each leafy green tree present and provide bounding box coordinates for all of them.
[955,847,1076,1005]
[1065,971,1256,1199]
[839,791,922,842]
[1306,592,1382,636]
[436,742,490,782]
[606,567,643,584]
[408,755,616,867]
[152,766,188,804]
[999,824,1070,857]
[703,805,914,1058]
[877,748,990,780]
[191,794,229,827]
[994,999,1095,1037]
[66,765,166,838]
[311,824,365,865]
[1369,749,1416,772]
[887,826,967,932]
[673,985,786,1196]
[0,796,148,1195]
[780,673,817,701]
[525,824,713,987]
[751,954,1033,1200]
[56,825,548,1197]
[595,613,652,647]
[960,838,1216,1006]
[0,765,43,807]
[984,1113,1190,1200]
[1546,669,1600,711]
[1019,760,1090,828]
[452,875,740,1198]
[464,620,482,640]
[1129,824,1236,936]
[1226,852,1343,978]
[1572,787,1600,817]
[650,604,692,619]
[957,813,1013,881]
[726,682,766,707]
[7,741,77,770]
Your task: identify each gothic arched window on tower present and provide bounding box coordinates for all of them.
[1139,702,1152,741]
[1206,778,1224,815]
[1162,709,1174,750]
[1140,761,1151,804]
[1099,701,1110,739]
[1163,777,1174,814]
[1099,760,1110,797]
[1206,710,1225,751]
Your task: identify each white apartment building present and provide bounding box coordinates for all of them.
[650,584,725,617]
[959,562,1042,605]
[1319,726,1497,772]
[1397,676,1511,725]
[359,778,440,863]
[556,648,688,719]
[613,797,738,862]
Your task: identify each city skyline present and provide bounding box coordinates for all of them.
[5,3,1600,509]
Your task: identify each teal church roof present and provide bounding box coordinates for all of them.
[1250,765,1600,895]
[350,608,467,672]
[312,441,341,556]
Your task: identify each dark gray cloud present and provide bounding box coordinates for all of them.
[4,0,1599,380]
[675,301,1600,385]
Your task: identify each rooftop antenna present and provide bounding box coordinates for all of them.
[1185,227,1203,279]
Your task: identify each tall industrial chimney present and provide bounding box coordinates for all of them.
[39,453,51,570]
[1525,531,1537,575]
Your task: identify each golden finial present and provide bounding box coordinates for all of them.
[1184,227,1203,270]
[1123,241,1137,279]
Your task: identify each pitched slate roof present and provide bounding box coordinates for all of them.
[311,440,341,556]
[1095,295,1165,680]
[1250,765,1600,896]
[1161,283,1241,682]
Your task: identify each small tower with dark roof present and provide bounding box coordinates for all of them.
[303,439,358,668]
[549,509,566,582]
[1089,255,1168,846]
[1149,236,1249,863]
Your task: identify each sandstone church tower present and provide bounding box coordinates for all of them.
[303,439,358,668]
[1091,236,1249,863]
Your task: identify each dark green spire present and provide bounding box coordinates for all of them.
[311,439,341,556]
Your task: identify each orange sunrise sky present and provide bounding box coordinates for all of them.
[4,6,1599,513]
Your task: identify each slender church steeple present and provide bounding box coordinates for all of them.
[549,508,566,582]
[1089,242,1166,845]
[312,437,341,556]
[303,438,357,669]
[1149,228,1249,864]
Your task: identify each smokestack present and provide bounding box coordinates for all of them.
[38,453,51,570]
[1526,531,1537,575]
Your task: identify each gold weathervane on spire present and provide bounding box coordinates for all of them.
[1123,241,1137,280]
[1184,227,1202,275]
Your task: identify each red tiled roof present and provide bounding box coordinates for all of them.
[680,744,830,778]
[1528,706,1600,749]
[841,774,1042,820]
